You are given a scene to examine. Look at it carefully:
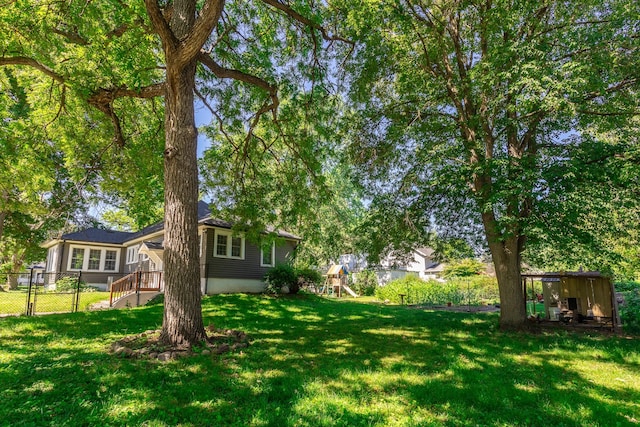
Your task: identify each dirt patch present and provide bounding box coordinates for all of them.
[412,304,501,313]
[110,324,250,361]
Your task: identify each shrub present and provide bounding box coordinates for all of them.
[375,275,500,306]
[620,288,640,333]
[615,281,640,292]
[53,277,94,292]
[352,269,378,296]
[447,276,500,305]
[296,267,323,289]
[264,264,298,294]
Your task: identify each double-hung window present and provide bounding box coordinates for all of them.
[214,230,244,259]
[261,243,275,267]
[70,248,84,270]
[68,246,120,272]
[104,250,118,271]
[88,249,102,270]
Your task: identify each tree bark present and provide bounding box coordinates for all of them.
[487,237,527,329]
[159,58,207,347]
[152,0,212,347]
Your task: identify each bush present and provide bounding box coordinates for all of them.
[375,275,500,306]
[352,269,378,296]
[264,264,298,294]
[615,281,640,292]
[296,267,323,289]
[54,277,89,292]
[620,288,640,333]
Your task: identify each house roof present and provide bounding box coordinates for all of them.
[46,201,300,246]
[58,228,134,245]
[141,241,164,251]
[425,262,445,273]
[414,247,434,258]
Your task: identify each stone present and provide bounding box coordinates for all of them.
[214,344,230,354]
[201,349,211,355]
[157,351,173,361]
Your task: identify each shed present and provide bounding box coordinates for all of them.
[522,272,620,329]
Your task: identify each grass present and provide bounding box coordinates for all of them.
[1,293,639,426]
[0,290,111,315]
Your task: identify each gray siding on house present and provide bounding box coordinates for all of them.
[54,242,127,289]
[204,231,297,280]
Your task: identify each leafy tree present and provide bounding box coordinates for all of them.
[0,66,82,288]
[443,259,484,278]
[335,0,640,328]
[1,1,347,346]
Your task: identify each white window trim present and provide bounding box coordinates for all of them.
[213,230,245,260]
[260,243,275,267]
[126,245,139,264]
[46,246,58,273]
[67,245,121,272]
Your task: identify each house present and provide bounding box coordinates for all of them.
[341,247,443,285]
[41,201,300,294]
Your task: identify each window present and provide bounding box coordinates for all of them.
[126,245,139,264]
[231,237,242,258]
[214,230,244,259]
[104,250,117,271]
[67,246,121,272]
[70,248,84,270]
[88,249,101,270]
[216,234,228,256]
[46,247,58,273]
[261,243,275,267]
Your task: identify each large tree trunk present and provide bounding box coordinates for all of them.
[6,253,24,290]
[160,60,206,347]
[488,237,527,329]
[158,0,207,347]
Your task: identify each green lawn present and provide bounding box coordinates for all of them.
[0,290,111,315]
[1,294,638,426]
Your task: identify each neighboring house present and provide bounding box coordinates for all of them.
[17,263,46,285]
[340,247,443,285]
[41,201,300,293]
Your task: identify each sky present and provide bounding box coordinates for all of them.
[195,102,213,159]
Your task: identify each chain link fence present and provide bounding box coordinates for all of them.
[0,271,82,317]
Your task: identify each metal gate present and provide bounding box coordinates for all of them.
[0,270,82,316]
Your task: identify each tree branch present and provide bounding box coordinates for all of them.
[51,27,89,45]
[143,0,178,51]
[87,83,165,147]
[198,52,278,111]
[260,0,353,45]
[0,56,65,84]
[179,0,225,67]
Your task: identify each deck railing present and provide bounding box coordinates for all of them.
[109,271,163,307]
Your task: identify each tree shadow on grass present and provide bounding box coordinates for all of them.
[0,293,638,426]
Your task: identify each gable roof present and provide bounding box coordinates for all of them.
[57,228,134,245]
[45,201,300,247]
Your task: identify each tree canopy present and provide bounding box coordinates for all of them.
[1,0,347,345]
[334,0,640,327]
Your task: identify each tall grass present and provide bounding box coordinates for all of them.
[0,294,638,426]
[375,275,500,306]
